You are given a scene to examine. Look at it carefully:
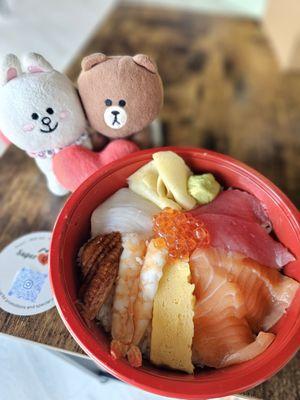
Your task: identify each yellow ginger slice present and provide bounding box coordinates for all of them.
[128,160,180,210]
[128,151,196,210]
[153,151,196,210]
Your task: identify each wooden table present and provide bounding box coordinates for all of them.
[0,4,299,399]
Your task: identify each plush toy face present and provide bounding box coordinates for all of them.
[78,53,163,138]
[0,53,86,153]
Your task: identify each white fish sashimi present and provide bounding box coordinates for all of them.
[91,188,160,237]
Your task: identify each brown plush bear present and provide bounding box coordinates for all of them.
[77,53,163,138]
[52,53,163,192]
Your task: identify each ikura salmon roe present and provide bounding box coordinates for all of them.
[153,208,210,260]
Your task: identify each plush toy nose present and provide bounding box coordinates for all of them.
[111,110,120,116]
[42,117,51,125]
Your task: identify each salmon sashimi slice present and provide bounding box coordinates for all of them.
[220,332,275,368]
[190,257,275,368]
[191,247,300,332]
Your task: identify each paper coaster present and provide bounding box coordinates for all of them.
[0,231,54,316]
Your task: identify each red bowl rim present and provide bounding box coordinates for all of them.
[50,146,300,399]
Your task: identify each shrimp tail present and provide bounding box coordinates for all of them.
[110,339,128,359]
[127,345,142,368]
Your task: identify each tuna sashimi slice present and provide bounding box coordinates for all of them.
[191,247,299,332]
[191,189,270,227]
[196,213,295,269]
[190,252,275,368]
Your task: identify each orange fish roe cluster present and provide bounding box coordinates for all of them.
[153,208,210,260]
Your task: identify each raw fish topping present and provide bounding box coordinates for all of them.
[190,189,294,269]
[191,247,299,333]
[191,189,270,227]
[193,213,295,269]
[91,188,160,238]
[190,248,276,368]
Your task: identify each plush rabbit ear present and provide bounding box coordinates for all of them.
[133,54,158,73]
[22,52,53,73]
[0,54,21,86]
[81,53,107,72]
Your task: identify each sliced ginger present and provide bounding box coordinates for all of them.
[128,151,196,210]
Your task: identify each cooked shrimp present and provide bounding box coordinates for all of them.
[131,239,168,346]
[110,339,128,359]
[111,233,146,347]
[127,345,142,368]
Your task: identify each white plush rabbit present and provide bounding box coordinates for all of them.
[0,53,91,195]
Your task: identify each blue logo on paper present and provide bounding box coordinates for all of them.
[8,267,47,303]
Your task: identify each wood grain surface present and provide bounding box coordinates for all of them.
[0,4,299,398]
[0,148,84,354]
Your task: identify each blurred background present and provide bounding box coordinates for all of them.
[0,0,299,206]
[0,1,299,399]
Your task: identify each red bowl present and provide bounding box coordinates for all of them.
[50,147,300,399]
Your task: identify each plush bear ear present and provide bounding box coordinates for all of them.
[22,53,53,73]
[133,54,158,73]
[0,54,22,86]
[81,53,107,72]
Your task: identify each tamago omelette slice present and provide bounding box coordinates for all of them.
[150,259,195,374]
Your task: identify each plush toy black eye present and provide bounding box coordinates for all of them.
[119,99,126,107]
[105,99,112,106]
[31,113,39,120]
[46,107,54,115]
